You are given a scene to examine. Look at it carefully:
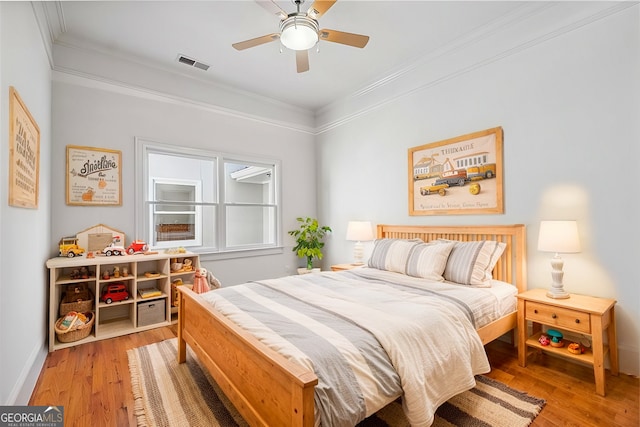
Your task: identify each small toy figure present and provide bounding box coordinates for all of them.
[192,268,210,294]
[538,334,550,346]
[122,267,128,277]
[113,266,120,278]
[547,329,564,347]
[182,258,193,272]
[103,270,110,280]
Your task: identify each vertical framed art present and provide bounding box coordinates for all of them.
[408,127,504,216]
[8,87,40,208]
[66,145,122,206]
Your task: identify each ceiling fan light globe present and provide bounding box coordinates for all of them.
[280,15,319,51]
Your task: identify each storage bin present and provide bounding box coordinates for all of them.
[60,283,94,316]
[55,311,95,343]
[137,299,166,327]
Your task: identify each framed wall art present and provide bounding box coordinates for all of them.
[66,145,122,206]
[408,127,504,216]
[8,86,40,209]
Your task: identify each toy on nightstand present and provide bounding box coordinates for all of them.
[568,342,585,354]
[538,334,550,346]
[547,329,564,347]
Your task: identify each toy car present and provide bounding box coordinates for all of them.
[101,283,129,304]
[58,237,85,258]
[434,169,467,187]
[126,240,149,255]
[419,183,448,196]
[103,243,126,256]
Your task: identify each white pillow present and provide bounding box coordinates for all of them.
[440,240,506,286]
[367,238,422,274]
[405,241,456,281]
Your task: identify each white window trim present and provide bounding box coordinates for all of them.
[151,177,202,248]
[134,137,283,256]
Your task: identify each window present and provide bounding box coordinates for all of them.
[135,139,280,254]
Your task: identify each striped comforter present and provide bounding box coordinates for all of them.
[200,268,494,427]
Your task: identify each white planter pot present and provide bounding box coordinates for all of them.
[297,267,321,275]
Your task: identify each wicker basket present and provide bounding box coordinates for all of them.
[55,311,95,343]
[60,289,94,316]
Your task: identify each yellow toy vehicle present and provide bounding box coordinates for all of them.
[419,183,448,196]
[59,237,85,258]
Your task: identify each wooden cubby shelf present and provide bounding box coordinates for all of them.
[46,252,199,351]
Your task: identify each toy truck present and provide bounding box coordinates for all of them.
[58,237,85,258]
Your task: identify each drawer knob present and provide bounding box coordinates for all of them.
[534,309,538,314]
[575,319,580,324]
[551,313,557,319]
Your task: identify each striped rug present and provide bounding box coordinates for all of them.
[128,339,545,427]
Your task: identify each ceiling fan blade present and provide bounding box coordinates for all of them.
[232,33,280,51]
[306,1,337,19]
[296,50,310,73]
[255,0,287,20]
[319,29,369,48]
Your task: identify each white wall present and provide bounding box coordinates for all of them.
[51,77,318,285]
[0,2,52,404]
[317,5,639,375]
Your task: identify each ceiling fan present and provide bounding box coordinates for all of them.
[232,0,370,73]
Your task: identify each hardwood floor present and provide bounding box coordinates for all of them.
[30,327,639,427]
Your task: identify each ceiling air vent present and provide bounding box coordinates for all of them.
[177,54,210,71]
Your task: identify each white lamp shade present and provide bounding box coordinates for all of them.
[346,221,374,242]
[538,220,581,253]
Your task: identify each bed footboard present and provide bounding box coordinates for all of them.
[177,287,318,427]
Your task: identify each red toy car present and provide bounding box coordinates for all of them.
[126,240,149,255]
[101,283,129,304]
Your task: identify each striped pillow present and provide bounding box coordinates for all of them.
[441,240,506,286]
[368,239,422,274]
[406,241,456,281]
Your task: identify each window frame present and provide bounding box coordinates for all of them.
[135,138,282,257]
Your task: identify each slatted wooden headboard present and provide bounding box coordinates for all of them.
[377,224,527,293]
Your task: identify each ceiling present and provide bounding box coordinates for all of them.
[51,1,525,112]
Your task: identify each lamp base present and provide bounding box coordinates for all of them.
[546,288,570,299]
[352,241,364,265]
[546,253,570,299]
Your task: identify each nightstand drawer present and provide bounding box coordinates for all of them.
[526,301,591,333]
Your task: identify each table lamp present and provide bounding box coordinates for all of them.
[537,220,581,299]
[346,221,374,265]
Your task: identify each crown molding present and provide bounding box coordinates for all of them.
[315,1,637,134]
[52,68,315,135]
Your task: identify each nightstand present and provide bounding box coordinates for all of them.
[330,263,363,272]
[517,288,618,396]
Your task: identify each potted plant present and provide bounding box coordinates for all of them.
[288,217,332,273]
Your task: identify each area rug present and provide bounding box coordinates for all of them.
[128,339,545,427]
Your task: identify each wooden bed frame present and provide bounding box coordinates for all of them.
[177,224,527,427]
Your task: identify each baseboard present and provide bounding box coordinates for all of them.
[7,343,47,405]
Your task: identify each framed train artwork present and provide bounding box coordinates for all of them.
[408,127,504,216]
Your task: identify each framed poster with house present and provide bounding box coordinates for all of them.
[66,145,122,206]
[8,86,40,209]
[408,127,504,216]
